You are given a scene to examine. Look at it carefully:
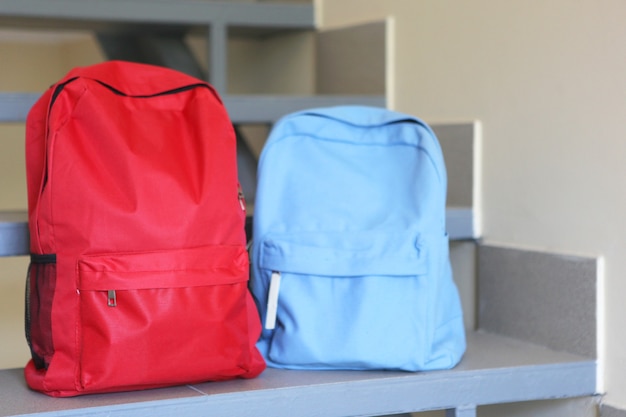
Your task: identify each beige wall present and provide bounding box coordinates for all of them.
[319,0,626,411]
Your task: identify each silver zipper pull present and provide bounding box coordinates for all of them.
[265,271,281,330]
[107,290,117,307]
[237,185,246,212]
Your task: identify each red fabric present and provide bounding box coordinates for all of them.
[24,61,265,396]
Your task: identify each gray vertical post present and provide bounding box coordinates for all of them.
[209,21,228,93]
[446,405,477,417]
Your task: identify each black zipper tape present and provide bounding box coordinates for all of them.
[94,80,210,98]
[30,253,57,264]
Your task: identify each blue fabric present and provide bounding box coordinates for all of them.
[250,106,466,371]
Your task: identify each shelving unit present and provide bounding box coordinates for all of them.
[0,0,479,244]
[0,1,596,416]
[0,0,311,96]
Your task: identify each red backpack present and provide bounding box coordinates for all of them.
[24,61,265,397]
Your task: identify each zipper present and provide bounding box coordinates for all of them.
[46,77,210,119]
[94,80,210,99]
[48,77,78,109]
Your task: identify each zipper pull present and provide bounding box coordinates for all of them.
[107,290,117,307]
[265,271,281,330]
[237,184,246,212]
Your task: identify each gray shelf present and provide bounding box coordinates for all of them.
[0,211,28,257]
[447,207,477,240]
[0,93,40,124]
[0,92,386,124]
[0,331,596,417]
[0,0,314,33]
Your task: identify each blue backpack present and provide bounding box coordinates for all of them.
[250,106,466,371]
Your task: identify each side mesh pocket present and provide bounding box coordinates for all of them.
[25,253,57,370]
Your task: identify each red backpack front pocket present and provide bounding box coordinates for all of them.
[77,245,252,392]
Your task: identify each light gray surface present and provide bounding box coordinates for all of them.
[603,405,626,417]
[0,367,207,417]
[478,245,597,358]
[434,123,475,208]
[0,331,596,417]
[0,211,29,256]
[316,21,386,95]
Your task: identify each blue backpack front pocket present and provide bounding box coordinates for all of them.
[255,231,436,371]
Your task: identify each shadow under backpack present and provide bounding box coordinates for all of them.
[250,106,466,371]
